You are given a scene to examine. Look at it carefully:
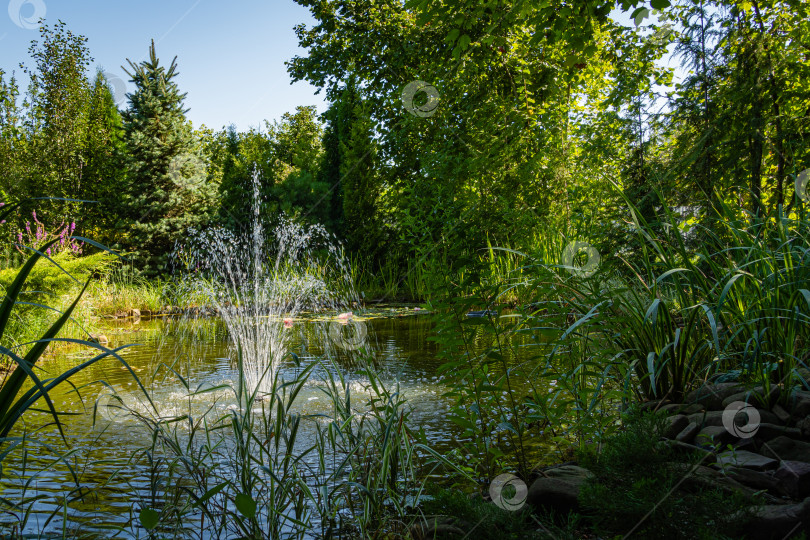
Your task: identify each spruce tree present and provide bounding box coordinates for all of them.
[119,40,197,274]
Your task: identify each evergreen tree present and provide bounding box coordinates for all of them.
[82,71,124,242]
[118,40,201,274]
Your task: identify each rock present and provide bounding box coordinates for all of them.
[672,464,760,500]
[527,477,582,515]
[544,465,594,481]
[665,440,717,465]
[726,466,782,494]
[755,424,802,442]
[772,404,792,424]
[794,398,810,419]
[761,436,810,462]
[676,421,700,443]
[89,334,109,345]
[697,426,737,447]
[679,403,705,415]
[410,516,472,539]
[716,450,778,471]
[659,403,684,414]
[664,415,690,439]
[774,461,810,499]
[686,382,743,410]
[129,308,141,318]
[798,417,810,438]
[689,409,782,428]
[743,496,810,540]
[722,387,780,409]
[641,399,671,411]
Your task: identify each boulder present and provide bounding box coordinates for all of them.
[772,404,792,424]
[89,334,109,345]
[754,424,802,442]
[722,387,780,409]
[798,417,810,439]
[676,422,700,443]
[664,415,690,439]
[743,496,810,540]
[715,450,778,471]
[760,436,810,462]
[773,461,810,499]
[685,382,744,410]
[543,465,594,481]
[527,477,582,515]
[689,409,782,428]
[726,466,782,494]
[129,308,141,318]
[697,426,737,447]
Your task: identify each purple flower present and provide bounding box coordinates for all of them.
[70,222,76,233]
[46,248,51,256]
[0,202,5,207]
[32,210,37,220]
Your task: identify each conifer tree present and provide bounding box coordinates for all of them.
[119,40,202,273]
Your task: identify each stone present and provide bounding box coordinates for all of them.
[679,403,705,415]
[665,440,717,465]
[689,409,782,428]
[527,477,582,515]
[659,403,685,414]
[722,387,780,409]
[140,309,152,318]
[726,466,782,494]
[129,308,141,318]
[755,424,802,442]
[676,421,700,443]
[641,399,671,410]
[760,436,810,462]
[715,450,778,471]
[685,382,743,410]
[772,404,792,424]
[794,398,810,419]
[89,334,109,345]
[697,426,737,446]
[543,465,594,481]
[664,414,690,439]
[671,464,759,500]
[798,417,810,439]
[743,496,810,540]
[774,461,810,499]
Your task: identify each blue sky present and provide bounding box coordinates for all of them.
[0,1,675,133]
[0,0,328,131]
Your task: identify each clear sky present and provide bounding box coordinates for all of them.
[0,1,677,133]
[0,0,328,132]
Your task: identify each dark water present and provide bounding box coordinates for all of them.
[0,306,469,538]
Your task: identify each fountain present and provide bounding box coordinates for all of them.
[176,169,363,395]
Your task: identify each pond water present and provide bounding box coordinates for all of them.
[1,306,552,538]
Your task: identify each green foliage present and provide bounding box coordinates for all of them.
[118,40,214,274]
[578,409,752,539]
